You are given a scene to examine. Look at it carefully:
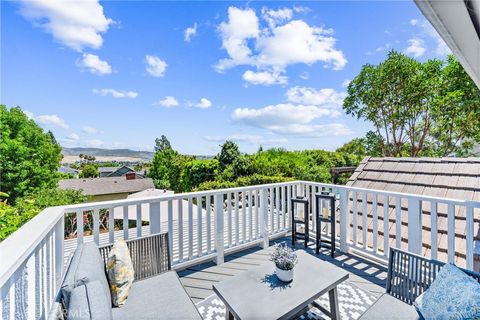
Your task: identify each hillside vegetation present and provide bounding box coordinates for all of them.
[148,138,362,193]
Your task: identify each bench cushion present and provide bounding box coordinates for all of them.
[359,294,420,320]
[68,280,112,320]
[414,263,480,320]
[61,242,112,309]
[112,271,202,320]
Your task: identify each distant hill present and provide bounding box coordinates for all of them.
[62,147,154,162]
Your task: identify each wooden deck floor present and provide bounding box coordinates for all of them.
[177,237,388,304]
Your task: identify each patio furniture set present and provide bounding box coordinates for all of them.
[51,231,480,320]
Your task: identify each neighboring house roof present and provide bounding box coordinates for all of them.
[58,166,79,175]
[98,167,118,174]
[107,165,135,177]
[58,177,154,196]
[98,166,145,178]
[346,156,480,268]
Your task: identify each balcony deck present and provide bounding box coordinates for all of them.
[2,180,478,320]
[178,236,387,307]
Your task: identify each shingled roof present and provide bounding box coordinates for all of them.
[345,156,480,268]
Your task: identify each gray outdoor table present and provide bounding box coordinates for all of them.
[213,251,349,320]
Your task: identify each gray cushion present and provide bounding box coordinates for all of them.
[68,280,113,320]
[112,271,202,320]
[359,294,421,320]
[61,242,111,309]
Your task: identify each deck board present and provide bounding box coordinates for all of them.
[178,236,387,303]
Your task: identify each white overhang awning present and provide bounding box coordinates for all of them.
[415,0,480,88]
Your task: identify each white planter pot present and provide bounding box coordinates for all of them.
[275,265,294,282]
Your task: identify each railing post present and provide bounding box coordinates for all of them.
[214,193,224,265]
[407,197,422,255]
[466,204,474,270]
[259,188,269,248]
[339,188,349,252]
[149,202,161,234]
[54,216,64,290]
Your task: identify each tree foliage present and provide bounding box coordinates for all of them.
[336,131,384,157]
[430,55,480,156]
[0,105,63,202]
[148,139,363,193]
[0,188,88,240]
[155,135,172,153]
[344,51,480,157]
[217,141,241,172]
[79,164,99,178]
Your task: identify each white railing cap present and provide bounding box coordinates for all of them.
[0,206,65,288]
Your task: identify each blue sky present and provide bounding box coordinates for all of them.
[1,1,450,155]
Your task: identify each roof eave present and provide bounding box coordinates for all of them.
[414,0,480,89]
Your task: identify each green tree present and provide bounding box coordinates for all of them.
[0,106,62,202]
[337,131,384,157]
[155,135,172,153]
[149,148,177,188]
[217,141,241,172]
[0,188,88,240]
[181,159,218,191]
[344,51,480,157]
[336,138,366,156]
[79,164,99,178]
[430,55,480,156]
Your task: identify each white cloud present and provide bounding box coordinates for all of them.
[35,114,69,129]
[366,43,392,55]
[82,126,98,134]
[66,133,80,141]
[216,7,346,85]
[299,72,309,80]
[341,79,351,88]
[233,103,340,128]
[261,7,292,28]
[204,134,287,145]
[286,86,346,108]
[23,110,34,119]
[405,38,426,58]
[409,18,451,56]
[232,85,351,137]
[156,96,179,108]
[293,6,310,14]
[232,103,350,137]
[18,0,113,51]
[92,88,138,98]
[195,98,212,109]
[77,53,112,75]
[216,7,259,72]
[145,55,167,77]
[257,20,346,71]
[268,123,351,136]
[242,70,287,86]
[184,23,197,42]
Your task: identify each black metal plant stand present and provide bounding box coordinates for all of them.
[291,197,309,247]
[315,193,336,257]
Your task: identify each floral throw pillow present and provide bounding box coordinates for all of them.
[106,239,135,307]
[414,263,480,320]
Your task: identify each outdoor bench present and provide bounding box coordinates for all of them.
[49,232,202,320]
[359,247,480,319]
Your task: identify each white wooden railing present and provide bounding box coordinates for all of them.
[302,181,480,269]
[1,181,479,319]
